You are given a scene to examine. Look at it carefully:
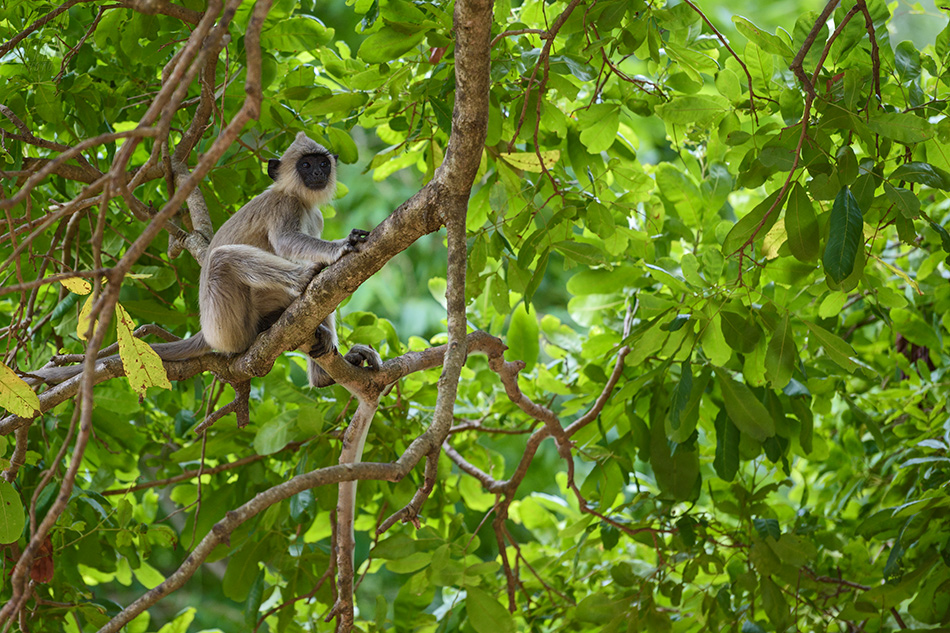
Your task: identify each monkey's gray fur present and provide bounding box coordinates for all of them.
[26,132,381,388]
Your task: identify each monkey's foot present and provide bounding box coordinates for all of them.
[344,344,381,370]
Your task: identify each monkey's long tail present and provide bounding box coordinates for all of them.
[23,333,212,386]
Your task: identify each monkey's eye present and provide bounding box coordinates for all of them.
[320,159,330,169]
[301,161,311,169]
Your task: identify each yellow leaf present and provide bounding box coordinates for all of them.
[762,218,787,260]
[77,294,98,341]
[871,254,922,295]
[115,304,171,396]
[499,150,560,173]
[60,277,91,295]
[0,362,40,417]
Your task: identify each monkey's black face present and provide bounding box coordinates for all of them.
[295,152,335,190]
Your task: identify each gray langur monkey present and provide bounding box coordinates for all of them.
[26,132,381,388]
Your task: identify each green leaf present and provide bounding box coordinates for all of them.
[577,104,620,153]
[253,410,303,455]
[868,112,934,144]
[719,310,761,354]
[498,150,561,173]
[784,182,820,262]
[0,481,25,544]
[733,16,794,56]
[803,321,861,372]
[889,162,950,191]
[895,40,921,82]
[506,302,540,372]
[262,16,333,51]
[669,360,693,431]
[655,95,731,127]
[765,314,797,388]
[650,404,701,501]
[761,576,791,630]
[553,241,604,266]
[244,566,265,628]
[566,267,640,296]
[224,542,266,602]
[822,187,864,284]
[324,126,360,164]
[465,586,516,633]
[753,517,781,539]
[713,367,775,441]
[155,608,195,633]
[549,54,597,81]
[884,183,920,218]
[303,92,368,117]
[713,409,740,481]
[357,26,426,63]
[34,84,63,122]
[722,190,783,255]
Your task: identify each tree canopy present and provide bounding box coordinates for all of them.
[2,0,950,631]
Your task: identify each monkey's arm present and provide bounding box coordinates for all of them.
[270,226,370,264]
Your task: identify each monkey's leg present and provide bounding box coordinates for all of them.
[306,315,382,388]
[306,315,339,388]
[201,245,317,353]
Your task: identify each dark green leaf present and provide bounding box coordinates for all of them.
[822,187,864,283]
[713,409,740,481]
[244,567,265,628]
[722,190,783,254]
[784,182,820,262]
[753,517,781,540]
[669,360,693,431]
[889,162,950,191]
[765,314,797,388]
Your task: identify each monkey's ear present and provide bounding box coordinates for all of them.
[267,159,281,181]
[332,153,339,162]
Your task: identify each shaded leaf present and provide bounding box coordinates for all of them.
[822,187,864,283]
[765,314,797,388]
[713,409,740,481]
[784,182,820,262]
[713,367,775,441]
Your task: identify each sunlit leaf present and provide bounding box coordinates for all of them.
[765,314,797,388]
[0,481,25,544]
[0,362,40,417]
[889,162,950,191]
[115,303,171,397]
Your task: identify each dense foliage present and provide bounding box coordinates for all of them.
[1,0,950,631]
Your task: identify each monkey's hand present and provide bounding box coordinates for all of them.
[342,228,371,254]
[308,322,337,358]
[344,344,382,371]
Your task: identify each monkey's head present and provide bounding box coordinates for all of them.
[268,132,338,208]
